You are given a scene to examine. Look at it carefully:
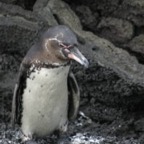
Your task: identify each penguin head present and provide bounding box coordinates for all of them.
[42,25,89,68]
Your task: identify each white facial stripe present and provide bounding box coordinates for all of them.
[55,33,64,39]
[49,37,62,43]
[48,37,72,49]
[49,38,67,48]
[45,40,49,52]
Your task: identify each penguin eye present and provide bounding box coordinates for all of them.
[59,43,65,47]
[59,43,69,48]
[59,43,76,50]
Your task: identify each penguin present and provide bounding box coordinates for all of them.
[11,25,89,139]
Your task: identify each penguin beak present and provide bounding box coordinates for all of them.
[63,47,89,68]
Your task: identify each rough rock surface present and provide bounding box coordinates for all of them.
[97,17,133,44]
[66,0,144,27]
[125,34,144,63]
[75,5,99,32]
[0,0,144,144]
[128,34,144,54]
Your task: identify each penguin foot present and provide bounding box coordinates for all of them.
[22,136,31,142]
[59,120,68,133]
[22,133,33,143]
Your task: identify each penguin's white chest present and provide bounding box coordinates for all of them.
[22,66,70,137]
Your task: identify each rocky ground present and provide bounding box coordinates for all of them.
[0,0,144,143]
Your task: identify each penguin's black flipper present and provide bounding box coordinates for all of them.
[68,71,80,120]
[11,62,29,127]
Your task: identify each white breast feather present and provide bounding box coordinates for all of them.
[21,66,70,137]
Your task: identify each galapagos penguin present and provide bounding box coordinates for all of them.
[11,25,89,139]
